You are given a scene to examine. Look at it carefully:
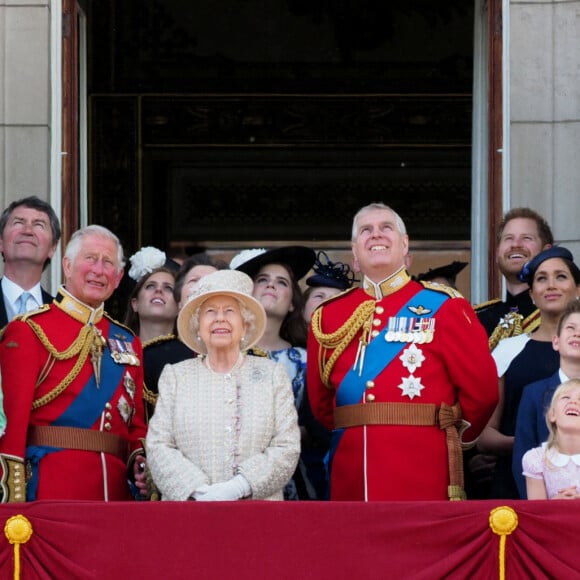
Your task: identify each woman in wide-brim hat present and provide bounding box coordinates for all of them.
[146,269,300,501]
[231,245,321,499]
[478,246,580,499]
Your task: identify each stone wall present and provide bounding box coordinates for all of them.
[0,1,52,283]
[510,0,580,257]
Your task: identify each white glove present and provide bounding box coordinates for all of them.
[193,475,251,501]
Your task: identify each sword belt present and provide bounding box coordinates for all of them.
[28,425,129,461]
[334,401,465,500]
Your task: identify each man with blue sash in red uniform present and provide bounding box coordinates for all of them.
[0,225,147,502]
[308,203,498,500]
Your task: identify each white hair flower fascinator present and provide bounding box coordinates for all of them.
[229,248,266,270]
[128,246,166,281]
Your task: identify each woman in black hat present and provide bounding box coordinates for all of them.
[231,246,316,499]
[301,251,356,323]
[298,251,356,499]
[478,246,580,498]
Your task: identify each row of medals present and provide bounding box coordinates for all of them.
[109,338,140,366]
[384,316,435,344]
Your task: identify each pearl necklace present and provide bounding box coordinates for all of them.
[204,352,244,377]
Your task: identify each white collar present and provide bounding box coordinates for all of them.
[543,442,580,467]
[1,276,43,308]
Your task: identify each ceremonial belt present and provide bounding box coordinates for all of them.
[27,425,129,461]
[334,401,466,501]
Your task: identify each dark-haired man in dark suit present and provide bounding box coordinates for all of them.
[0,196,61,327]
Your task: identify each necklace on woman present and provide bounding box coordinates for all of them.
[204,352,244,376]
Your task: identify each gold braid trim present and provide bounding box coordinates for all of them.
[25,320,97,410]
[522,309,541,334]
[142,384,158,405]
[26,319,91,359]
[311,300,376,387]
[142,334,176,349]
[488,311,524,351]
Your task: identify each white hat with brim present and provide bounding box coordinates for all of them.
[177,269,266,355]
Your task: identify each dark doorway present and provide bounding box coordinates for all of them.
[86,0,474,257]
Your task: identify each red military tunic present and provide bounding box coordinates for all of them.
[0,288,146,502]
[308,270,498,501]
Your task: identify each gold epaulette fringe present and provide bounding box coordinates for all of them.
[420,280,463,299]
[474,298,502,311]
[522,309,541,334]
[488,311,524,351]
[142,334,176,349]
[25,319,99,409]
[311,300,376,387]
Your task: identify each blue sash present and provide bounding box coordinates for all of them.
[54,322,131,428]
[327,288,447,497]
[26,321,134,500]
[336,288,447,407]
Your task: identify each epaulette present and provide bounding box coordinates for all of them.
[419,280,463,299]
[104,312,136,337]
[318,285,359,308]
[473,298,502,312]
[523,309,541,334]
[488,311,524,351]
[247,346,269,358]
[16,304,51,321]
[142,333,176,349]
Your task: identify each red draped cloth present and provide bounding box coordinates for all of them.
[1,501,579,579]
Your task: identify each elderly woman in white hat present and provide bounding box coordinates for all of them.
[146,269,300,501]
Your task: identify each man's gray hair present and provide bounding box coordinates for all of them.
[351,202,407,241]
[64,225,125,272]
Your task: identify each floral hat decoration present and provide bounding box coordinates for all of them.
[128,246,177,282]
[306,251,356,290]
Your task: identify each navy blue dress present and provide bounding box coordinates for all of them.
[491,337,559,498]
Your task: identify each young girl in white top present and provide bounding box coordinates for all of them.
[523,379,580,499]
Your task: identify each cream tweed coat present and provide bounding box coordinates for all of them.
[146,355,300,500]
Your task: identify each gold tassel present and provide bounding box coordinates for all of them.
[489,506,519,580]
[4,514,33,580]
[90,327,107,388]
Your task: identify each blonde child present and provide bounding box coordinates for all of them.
[523,379,580,499]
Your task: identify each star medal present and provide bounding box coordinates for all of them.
[117,394,133,424]
[124,372,136,400]
[398,375,425,400]
[399,343,425,373]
